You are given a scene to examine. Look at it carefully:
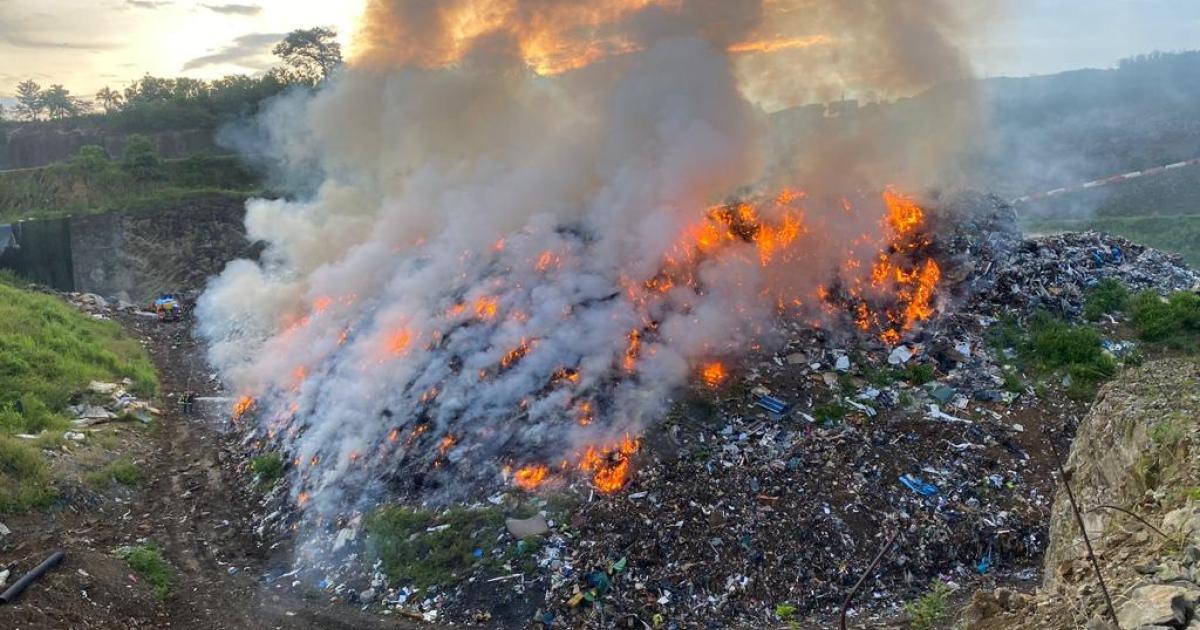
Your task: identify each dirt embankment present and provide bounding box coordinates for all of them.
[965,358,1200,630]
[1,312,418,630]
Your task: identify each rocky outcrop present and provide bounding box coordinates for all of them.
[69,194,262,303]
[965,358,1200,630]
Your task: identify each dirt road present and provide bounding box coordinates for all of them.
[3,312,418,630]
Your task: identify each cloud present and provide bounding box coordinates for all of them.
[201,3,262,16]
[125,0,171,8]
[182,32,284,71]
[0,31,119,51]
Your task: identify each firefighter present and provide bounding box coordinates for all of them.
[179,390,196,415]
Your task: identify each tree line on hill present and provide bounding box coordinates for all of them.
[0,28,342,133]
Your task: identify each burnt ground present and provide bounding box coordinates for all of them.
[2,312,420,630]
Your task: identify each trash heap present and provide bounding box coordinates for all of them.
[67,380,161,428]
[231,196,1200,628]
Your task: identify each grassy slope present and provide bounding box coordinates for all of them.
[0,154,261,223]
[0,272,158,512]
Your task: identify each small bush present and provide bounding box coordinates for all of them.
[1130,290,1200,344]
[117,544,173,599]
[250,452,284,484]
[121,134,163,180]
[365,505,504,588]
[775,603,797,620]
[1084,279,1129,321]
[70,145,112,173]
[902,363,936,386]
[905,581,952,630]
[85,458,141,488]
[1027,314,1115,398]
[0,436,57,513]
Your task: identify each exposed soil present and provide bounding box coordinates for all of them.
[2,312,420,629]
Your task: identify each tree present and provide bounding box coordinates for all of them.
[71,145,111,173]
[41,84,80,119]
[15,80,44,121]
[96,86,123,113]
[273,28,342,83]
[122,134,163,180]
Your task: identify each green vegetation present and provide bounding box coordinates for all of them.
[1027,315,1116,398]
[901,363,936,386]
[988,313,1116,400]
[250,452,285,485]
[84,458,142,488]
[904,581,952,630]
[364,505,506,589]
[0,273,157,512]
[2,28,341,132]
[1130,290,1200,347]
[0,146,261,223]
[813,402,848,424]
[1084,279,1130,321]
[0,437,56,513]
[117,544,174,599]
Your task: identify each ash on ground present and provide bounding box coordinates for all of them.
[234,195,1200,629]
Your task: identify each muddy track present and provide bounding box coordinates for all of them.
[3,313,418,630]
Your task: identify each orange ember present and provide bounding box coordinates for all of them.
[883,188,925,236]
[232,395,255,421]
[501,338,534,369]
[473,296,499,320]
[623,329,640,373]
[514,464,550,491]
[439,434,457,457]
[387,329,414,356]
[701,362,726,388]
[312,296,333,314]
[578,435,640,493]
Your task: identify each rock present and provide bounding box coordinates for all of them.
[0,568,9,588]
[0,521,9,536]
[834,356,851,372]
[1164,507,1200,538]
[359,588,376,604]
[785,353,806,365]
[1116,584,1200,629]
[888,345,914,365]
[506,514,550,538]
[929,385,956,405]
[1084,618,1118,630]
[333,527,358,552]
[88,381,120,395]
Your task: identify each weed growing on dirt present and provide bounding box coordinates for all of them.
[1083,278,1130,321]
[117,543,174,599]
[0,275,158,513]
[904,580,952,630]
[365,505,506,589]
[250,452,284,486]
[0,436,58,512]
[1026,314,1116,399]
[85,458,142,488]
[1130,290,1200,346]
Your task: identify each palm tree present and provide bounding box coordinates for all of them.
[95,86,123,113]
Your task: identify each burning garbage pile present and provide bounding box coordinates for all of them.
[216,192,1200,626]
[220,186,949,511]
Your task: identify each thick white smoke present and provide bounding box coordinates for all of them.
[199,0,975,514]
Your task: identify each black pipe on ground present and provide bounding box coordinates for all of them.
[0,550,65,605]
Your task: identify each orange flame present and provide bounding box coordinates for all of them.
[232,395,255,421]
[701,362,727,388]
[514,464,550,491]
[387,329,414,356]
[578,435,640,493]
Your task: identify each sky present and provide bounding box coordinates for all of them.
[1,0,1199,101]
